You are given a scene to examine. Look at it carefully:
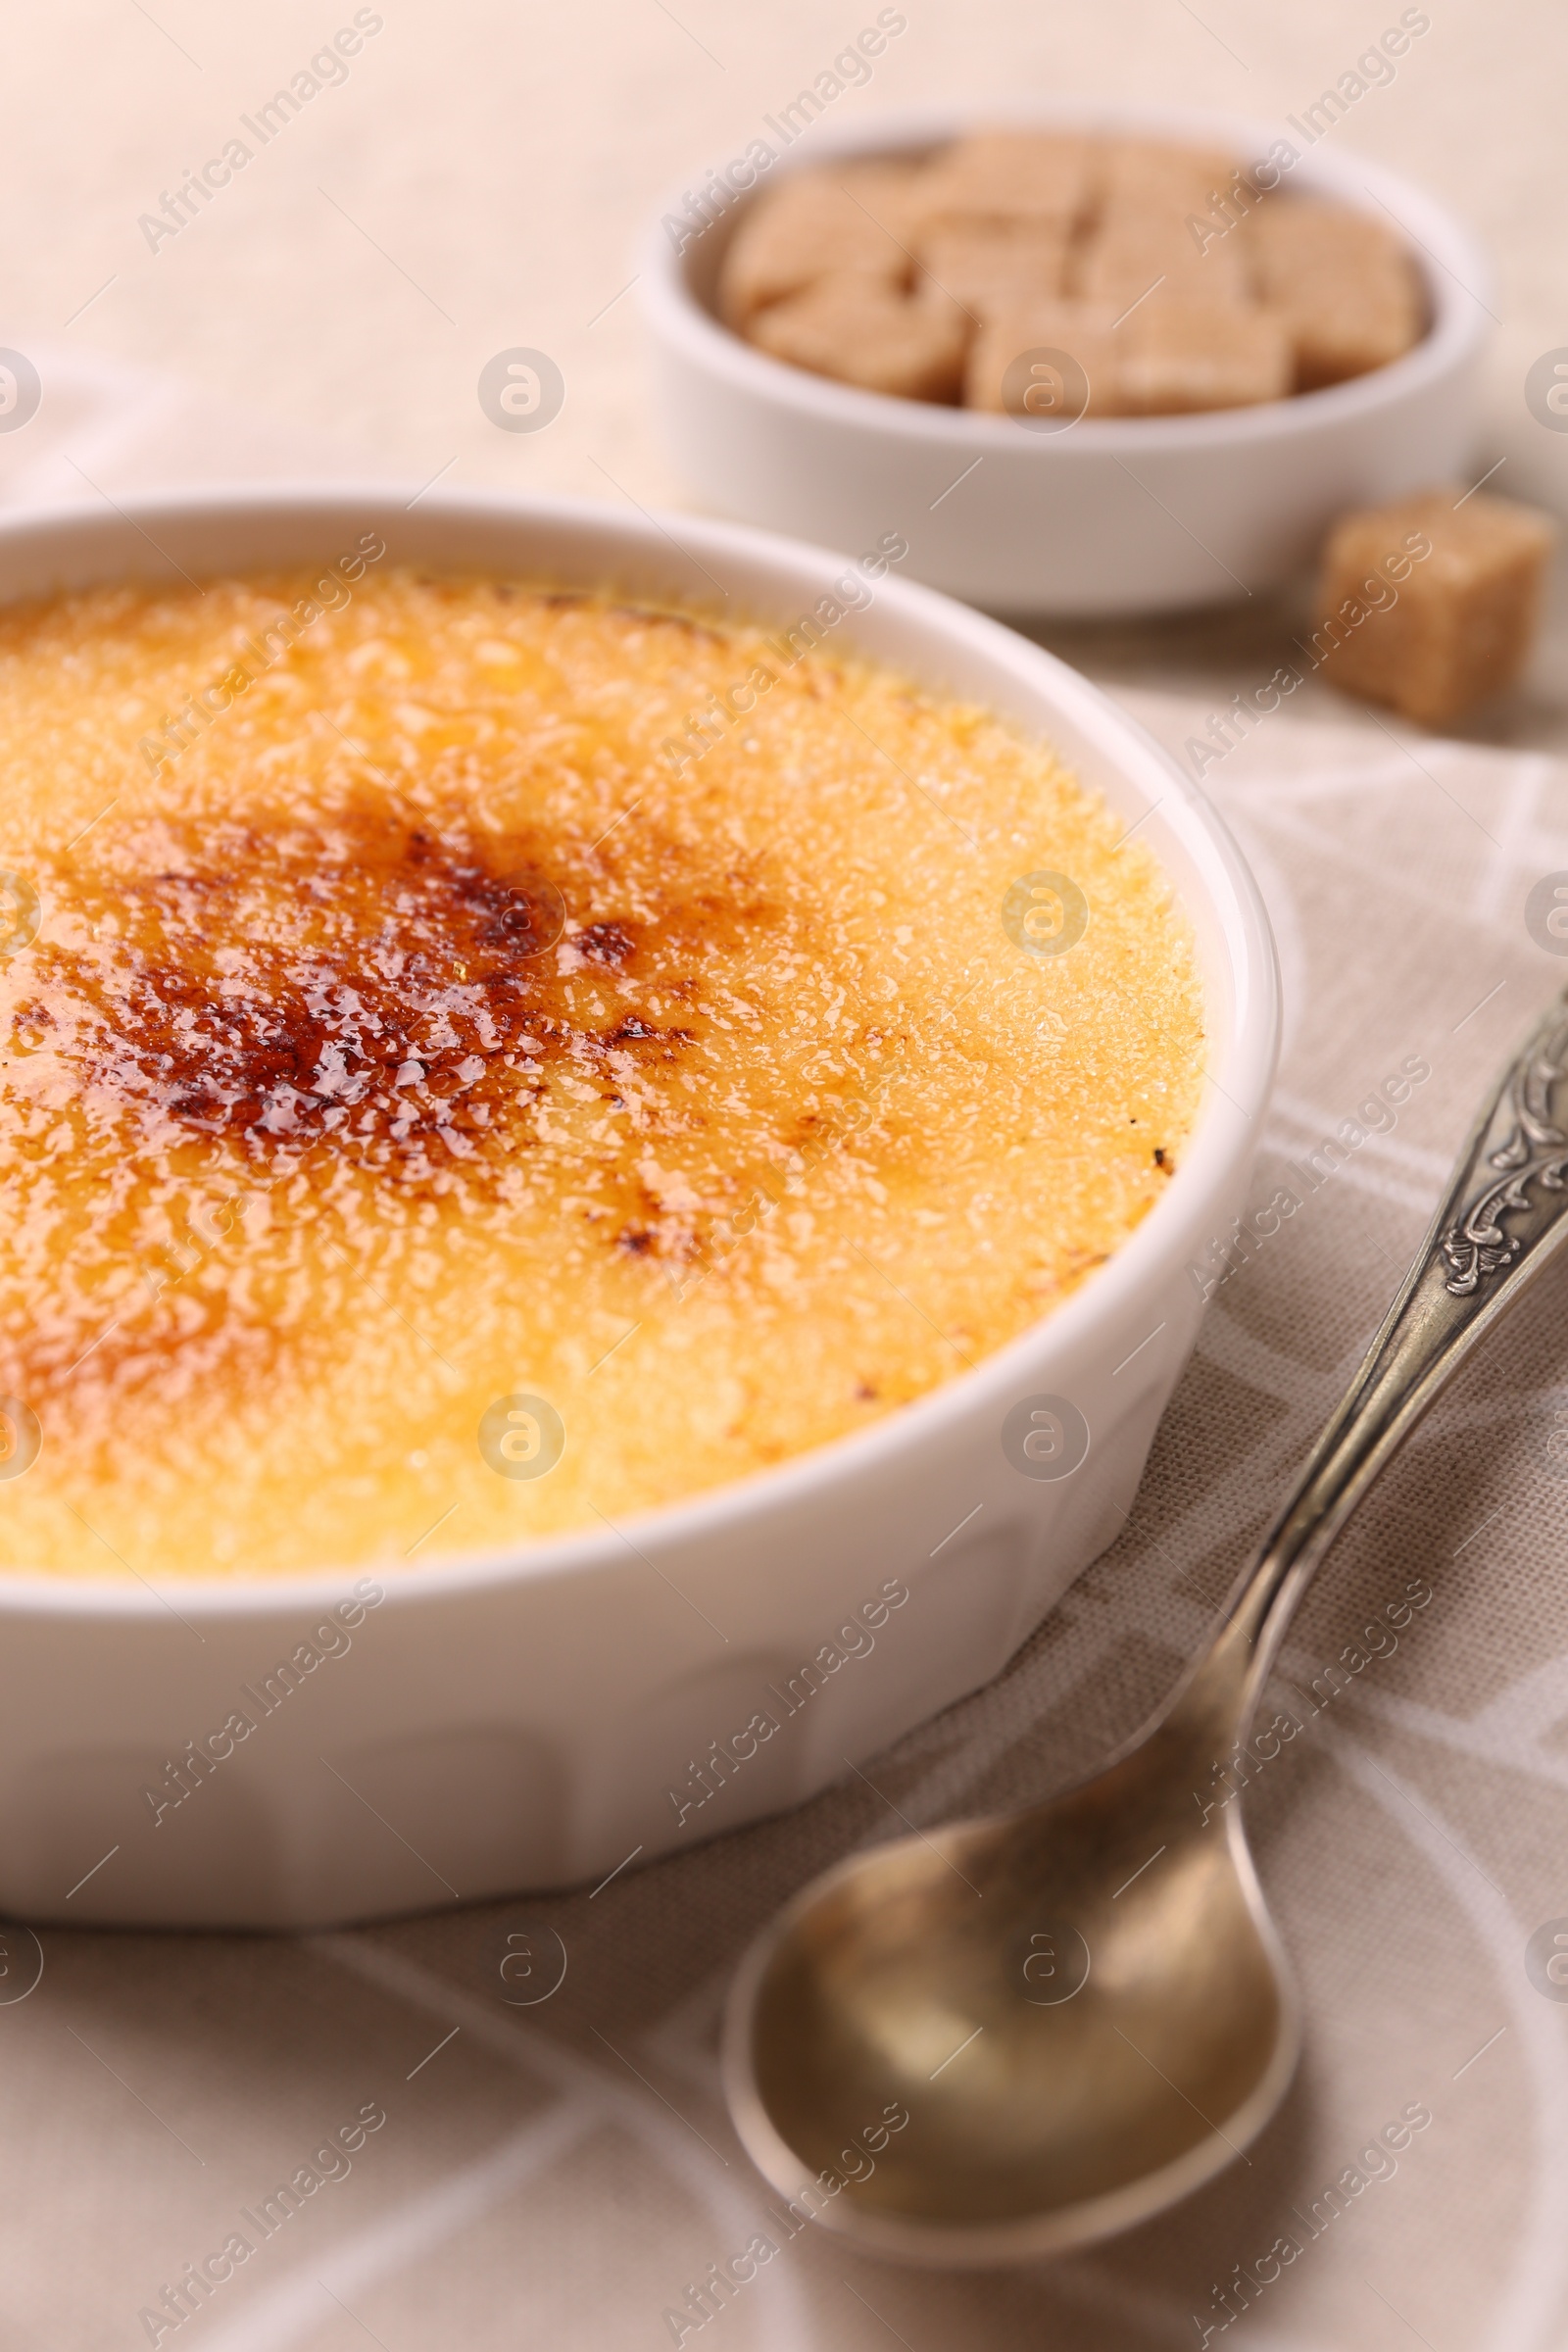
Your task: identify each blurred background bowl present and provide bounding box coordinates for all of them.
[642,99,1494,617]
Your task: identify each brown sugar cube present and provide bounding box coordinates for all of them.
[918,221,1069,317]
[1076,208,1250,309]
[915,130,1095,235]
[1247,199,1424,386]
[1116,297,1291,414]
[964,299,1128,416]
[1247,196,1409,283]
[830,158,931,249]
[1100,137,1241,217]
[749,273,968,403]
[717,166,916,326]
[1313,489,1557,726]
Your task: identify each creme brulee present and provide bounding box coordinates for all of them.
[0,567,1203,1579]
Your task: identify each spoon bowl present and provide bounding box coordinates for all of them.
[725,1711,1298,2262]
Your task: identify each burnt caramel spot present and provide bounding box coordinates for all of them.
[13,801,692,1189]
[0,775,805,1423]
[578,921,635,967]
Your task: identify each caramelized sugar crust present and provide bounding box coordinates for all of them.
[0,571,1203,1577]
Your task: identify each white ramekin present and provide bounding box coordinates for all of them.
[641,100,1494,615]
[0,488,1277,1928]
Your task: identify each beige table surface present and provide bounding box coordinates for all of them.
[6,5,1568,2347]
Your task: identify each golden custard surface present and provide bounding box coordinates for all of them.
[0,572,1203,1579]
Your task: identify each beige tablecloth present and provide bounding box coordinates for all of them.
[6,7,1568,2346]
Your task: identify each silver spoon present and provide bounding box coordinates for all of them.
[722,988,1568,2265]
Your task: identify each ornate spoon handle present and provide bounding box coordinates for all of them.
[1173,986,1568,1742]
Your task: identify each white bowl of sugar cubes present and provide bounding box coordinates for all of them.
[642,99,1494,616]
